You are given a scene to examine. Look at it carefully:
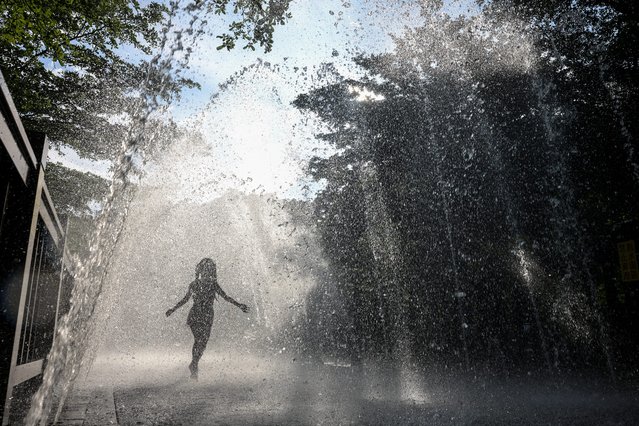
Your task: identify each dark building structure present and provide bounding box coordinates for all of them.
[608,220,639,372]
[0,71,70,424]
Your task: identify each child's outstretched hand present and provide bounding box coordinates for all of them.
[239,304,249,313]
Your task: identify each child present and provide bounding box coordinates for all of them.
[166,258,249,379]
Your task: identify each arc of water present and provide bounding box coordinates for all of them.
[237,198,269,328]
[531,45,616,381]
[420,99,471,372]
[25,2,214,424]
[440,180,471,372]
[466,75,554,373]
[349,110,415,363]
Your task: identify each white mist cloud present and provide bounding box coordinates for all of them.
[145,61,339,203]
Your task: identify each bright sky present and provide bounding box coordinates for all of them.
[170,0,424,119]
[50,0,482,202]
[173,0,480,116]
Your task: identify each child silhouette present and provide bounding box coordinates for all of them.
[166,258,249,379]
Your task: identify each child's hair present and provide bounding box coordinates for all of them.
[196,258,216,280]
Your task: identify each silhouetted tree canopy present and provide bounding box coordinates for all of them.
[294,3,638,376]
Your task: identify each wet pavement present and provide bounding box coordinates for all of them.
[54,352,639,425]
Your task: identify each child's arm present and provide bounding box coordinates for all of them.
[217,285,249,313]
[166,284,193,316]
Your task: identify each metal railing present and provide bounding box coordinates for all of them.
[1,69,69,425]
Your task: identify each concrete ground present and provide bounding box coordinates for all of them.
[54,351,639,425]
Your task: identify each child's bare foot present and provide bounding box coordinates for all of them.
[189,361,198,381]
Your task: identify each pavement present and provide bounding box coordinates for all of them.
[51,351,639,425]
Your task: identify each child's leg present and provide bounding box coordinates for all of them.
[190,324,211,377]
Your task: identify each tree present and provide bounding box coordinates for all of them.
[0,0,292,160]
[1,0,293,260]
[294,7,639,374]
[45,163,110,258]
[480,0,639,374]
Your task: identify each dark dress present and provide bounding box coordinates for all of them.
[186,278,218,337]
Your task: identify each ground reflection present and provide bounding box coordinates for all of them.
[68,350,639,425]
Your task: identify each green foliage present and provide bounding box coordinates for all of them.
[209,0,293,52]
[0,0,165,63]
[0,0,292,160]
[0,0,293,251]
[45,162,110,259]
[45,162,110,218]
[0,0,182,159]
